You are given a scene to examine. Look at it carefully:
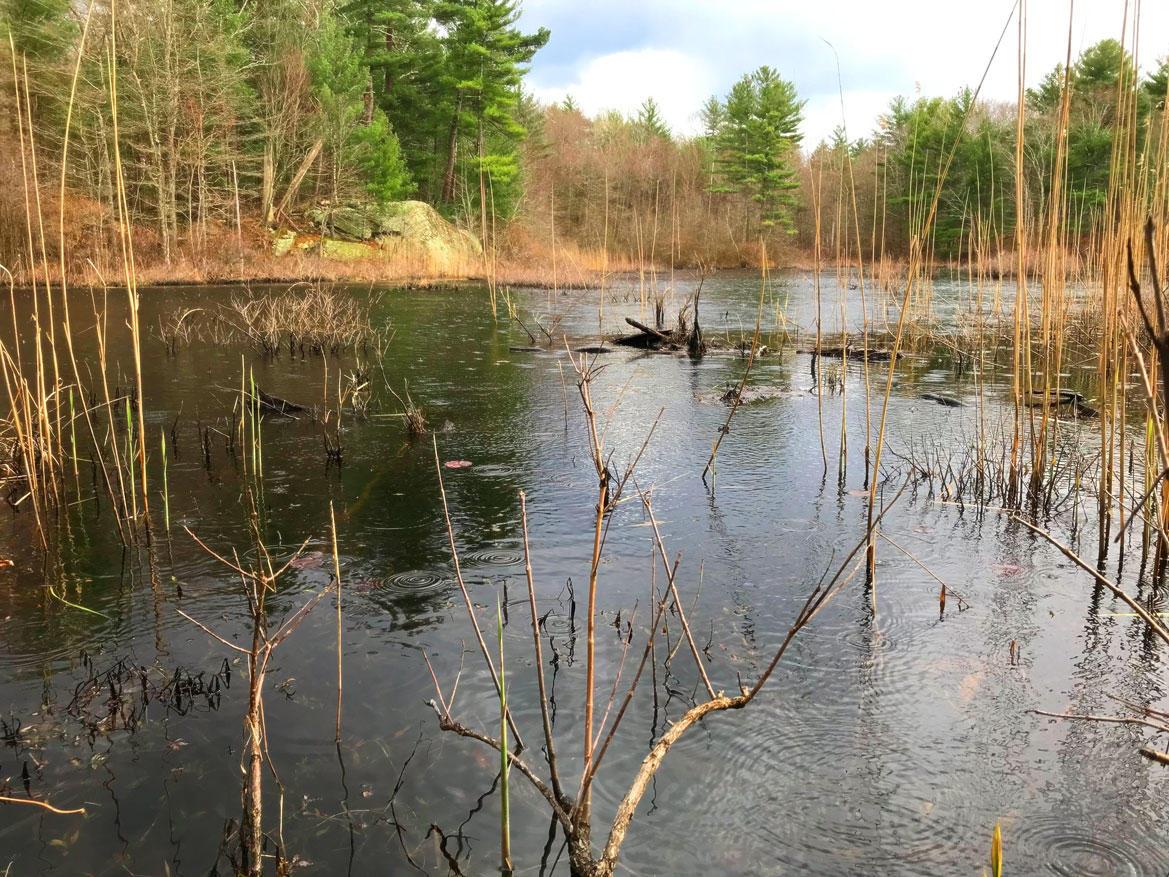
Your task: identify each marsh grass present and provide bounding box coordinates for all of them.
[389,381,427,437]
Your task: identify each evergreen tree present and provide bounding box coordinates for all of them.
[1147,57,1169,109]
[309,6,412,206]
[433,0,549,227]
[341,0,445,198]
[1,0,74,60]
[635,97,671,142]
[699,95,725,139]
[709,66,805,234]
[1026,65,1065,112]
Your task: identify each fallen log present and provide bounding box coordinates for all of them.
[614,317,673,349]
[919,393,965,408]
[624,317,671,341]
[253,388,307,416]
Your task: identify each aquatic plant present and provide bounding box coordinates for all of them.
[390,381,427,436]
[180,504,333,877]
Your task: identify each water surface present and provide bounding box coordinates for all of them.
[0,270,1166,876]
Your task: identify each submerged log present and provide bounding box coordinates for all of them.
[919,393,965,408]
[1026,389,1099,418]
[800,345,900,362]
[721,385,795,405]
[1026,388,1084,406]
[253,388,307,416]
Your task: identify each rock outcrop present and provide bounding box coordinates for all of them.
[277,201,482,273]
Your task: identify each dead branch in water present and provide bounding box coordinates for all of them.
[425,350,909,877]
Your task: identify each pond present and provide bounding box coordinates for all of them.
[1,270,1167,875]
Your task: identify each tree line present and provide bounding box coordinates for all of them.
[1,0,1167,274]
[1,0,547,267]
[519,38,1168,269]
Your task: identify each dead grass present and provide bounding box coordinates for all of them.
[159,282,389,357]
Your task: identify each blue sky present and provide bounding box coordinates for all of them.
[517,0,1169,147]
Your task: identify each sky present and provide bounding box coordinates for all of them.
[518,0,1169,148]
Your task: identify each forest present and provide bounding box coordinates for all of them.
[1,0,1166,282]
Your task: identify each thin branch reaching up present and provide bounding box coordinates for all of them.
[703,249,766,485]
[519,491,565,804]
[432,435,525,749]
[641,491,716,699]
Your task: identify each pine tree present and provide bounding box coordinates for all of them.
[433,0,549,233]
[1147,57,1168,109]
[340,0,444,197]
[710,66,805,234]
[309,5,412,207]
[635,98,671,142]
[1,0,75,60]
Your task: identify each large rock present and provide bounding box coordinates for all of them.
[294,200,482,273]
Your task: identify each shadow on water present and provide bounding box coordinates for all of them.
[0,273,1168,874]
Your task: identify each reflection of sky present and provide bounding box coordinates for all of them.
[518,0,1169,146]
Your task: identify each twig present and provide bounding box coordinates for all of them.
[331,502,343,742]
[1029,708,1169,735]
[0,796,84,815]
[1011,515,1169,647]
[519,491,564,803]
[702,253,766,484]
[425,700,569,828]
[640,492,715,699]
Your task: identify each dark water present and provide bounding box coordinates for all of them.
[1,271,1167,876]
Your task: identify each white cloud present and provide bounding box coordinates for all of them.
[532,49,715,136]
[522,0,1169,147]
[802,89,902,147]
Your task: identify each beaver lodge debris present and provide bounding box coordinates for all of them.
[614,316,764,356]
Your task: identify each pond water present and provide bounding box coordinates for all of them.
[1,270,1167,876]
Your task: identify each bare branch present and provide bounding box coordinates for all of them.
[519,490,564,803]
[177,609,250,654]
[425,700,570,828]
[641,491,716,699]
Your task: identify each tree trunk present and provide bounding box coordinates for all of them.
[261,144,275,225]
[383,29,395,98]
[363,75,374,126]
[273,139,323,223]
[441,96,462,203]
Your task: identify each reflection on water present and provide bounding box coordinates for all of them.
[0,271,1166,875]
